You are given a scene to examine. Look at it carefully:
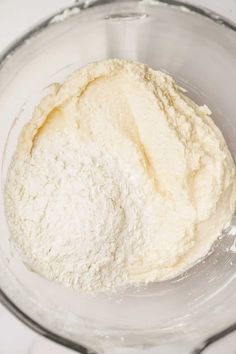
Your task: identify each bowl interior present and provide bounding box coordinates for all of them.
[0,1,236,352]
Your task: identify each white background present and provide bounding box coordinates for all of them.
[0,0,236,353]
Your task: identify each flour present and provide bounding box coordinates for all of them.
[5,59,236,292]
[5,130,152,291]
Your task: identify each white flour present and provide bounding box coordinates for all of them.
[5,130,151,291]
[5,59,236,292]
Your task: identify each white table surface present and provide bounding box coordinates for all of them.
[0,0,236,353]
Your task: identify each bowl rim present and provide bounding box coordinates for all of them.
[0,1,236,353]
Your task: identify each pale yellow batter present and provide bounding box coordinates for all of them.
[5,59,236,291]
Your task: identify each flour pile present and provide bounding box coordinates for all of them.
[5,59,236,292]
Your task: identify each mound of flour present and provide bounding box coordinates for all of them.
[6,130,154,291]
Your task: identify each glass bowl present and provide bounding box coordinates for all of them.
[0,1,236,353]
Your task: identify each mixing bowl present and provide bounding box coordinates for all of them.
[0,1,236,353]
